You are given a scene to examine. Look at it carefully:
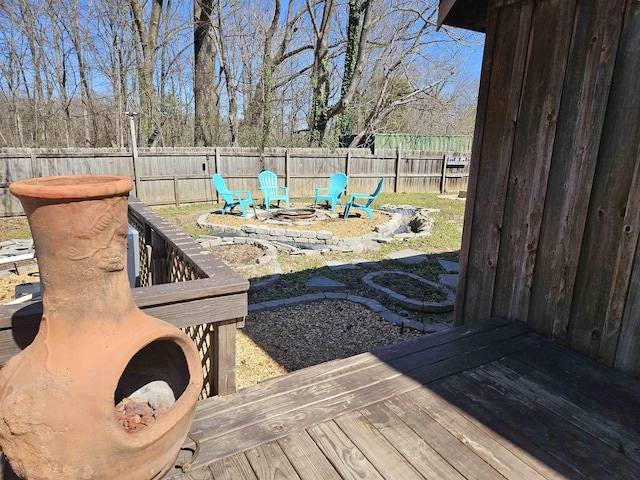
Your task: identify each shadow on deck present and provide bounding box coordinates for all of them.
[169,317,640,479]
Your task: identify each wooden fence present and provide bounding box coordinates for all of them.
[0,146,470,216]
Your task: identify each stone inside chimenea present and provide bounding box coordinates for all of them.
[115,340,193,433]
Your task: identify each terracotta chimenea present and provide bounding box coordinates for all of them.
[0,175,204,479]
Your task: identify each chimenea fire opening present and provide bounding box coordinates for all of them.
[115,340,192,433]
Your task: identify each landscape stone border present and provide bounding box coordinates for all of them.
[197,236,282,292]
[362,270,455,313]
[248,292,450,334]
[196,208,404,246]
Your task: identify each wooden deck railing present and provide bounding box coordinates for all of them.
[0,196,249,398]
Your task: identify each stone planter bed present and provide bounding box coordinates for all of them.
[362,270,455,313]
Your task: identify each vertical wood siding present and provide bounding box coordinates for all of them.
[457,0,640,377]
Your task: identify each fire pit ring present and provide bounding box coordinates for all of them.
[273,208,318,220]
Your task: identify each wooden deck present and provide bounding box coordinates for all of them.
[168,317,640,479]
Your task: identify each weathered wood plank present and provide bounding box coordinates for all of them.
[307,421,384,480]
[194,318,514,419]
[614,239,640,376]
[457,0,533,325]
[277,431,342,480]
[568,0,640,360]
[206,454,257,480]
[492,0,577,322]
[333,410,424,480]
[171,465,216,480]
[193,321,530,437]
[0,293,247,364]
[213,319,238,396]
[357,402,466,480]
[383,395,505,480]
[404,387,546,480]
[528,0,626,340]
[185,333,542,469]
[447,363,640,478]
[496,356,640,459]
[510,341,640,432]
[435,372,586,479]
[385,321,529,373]
[606,2,640,375]
[144,294,247,329]
[244,442,302,479]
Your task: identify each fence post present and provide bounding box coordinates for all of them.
[285,147,290,187]
[395,145,402,193]
[440,155,447,193]
[205,153,213,201]
[346,151,351,178]
[29,148,38,178]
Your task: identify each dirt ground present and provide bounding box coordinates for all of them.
[205,207,387,239]
[0,266,39,304]
[208,244,264,269]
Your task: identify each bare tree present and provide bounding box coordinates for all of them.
[194,0,219,146]
[129,0,164,146]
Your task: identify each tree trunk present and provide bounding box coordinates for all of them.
[337,0,363,137]
[260,0,281,150]
[309,0,333,146]
[194,0,218,147]
[213,0,238,146]
[129,0,164,147]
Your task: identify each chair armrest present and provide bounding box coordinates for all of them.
[230,189,252,200]
[349,193,373,200]
[315,187,328,195]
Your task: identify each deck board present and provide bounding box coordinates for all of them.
[165,318,640,479]
[357,401,466,480]
[184,321,540,470]
[277,432,342,480]
[382,394,505,480]
[208,454,256,480]
[307,421,384,479]
[333,410,425,480]
[4,318,639,479]
[244,442,302,479]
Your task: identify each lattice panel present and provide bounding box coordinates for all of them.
[183,323,213,399]
[167,245,201,282]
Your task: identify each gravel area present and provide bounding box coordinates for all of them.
[236,300,424,390]
[0,210,454,391]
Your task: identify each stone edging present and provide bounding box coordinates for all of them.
[361,270,455,313]
[197,236,282,292]
[197,211,404,245]
[198,236,278,264]
[248,292,451,334]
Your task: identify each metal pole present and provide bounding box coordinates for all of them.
[126,111,140,197]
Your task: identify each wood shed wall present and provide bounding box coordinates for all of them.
[455,0,640,377]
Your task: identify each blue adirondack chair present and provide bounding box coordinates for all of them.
[343,178,384,220]
[314,172,348,211]
[258,171,290,210]
[212,174,257,217]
